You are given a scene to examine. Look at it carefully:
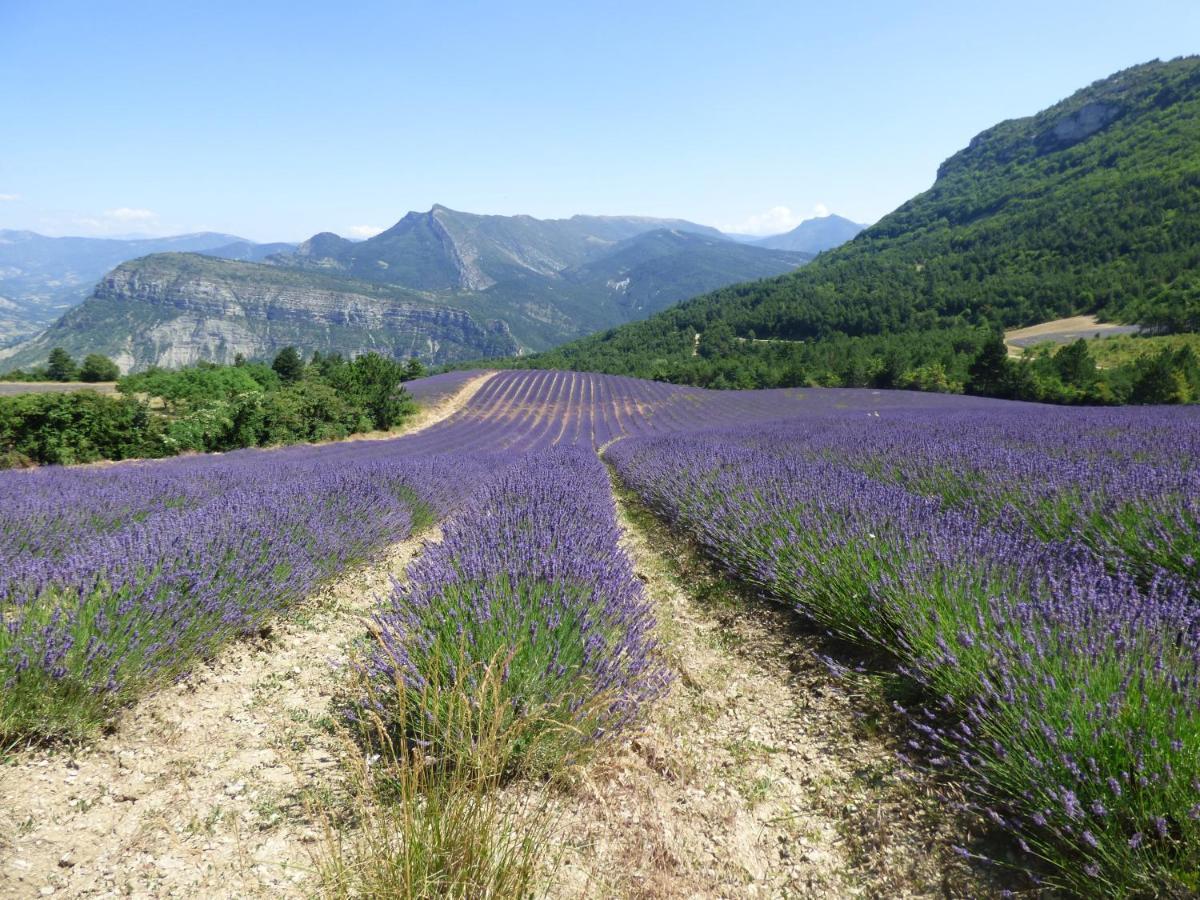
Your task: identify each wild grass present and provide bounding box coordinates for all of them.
[317,651,586,899]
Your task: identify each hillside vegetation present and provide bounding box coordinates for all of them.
[519,57,1200,393]
[0,349,422,467]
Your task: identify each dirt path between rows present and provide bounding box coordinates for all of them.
[535,482,995,898]
[0,374,494,900]
[396,370,497,434]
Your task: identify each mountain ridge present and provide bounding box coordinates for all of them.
[3,209,818,372]
[508,56,1200,389]
[273,205,734,292]
[0,230,297,344]
[0,253,518,372]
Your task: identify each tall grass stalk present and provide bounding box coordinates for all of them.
[318,649,596,899]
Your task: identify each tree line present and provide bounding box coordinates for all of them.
[0,348,425,468]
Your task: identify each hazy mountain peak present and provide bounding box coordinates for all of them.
[753,214,866,253]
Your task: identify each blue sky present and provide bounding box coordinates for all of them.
[1,1,1196,241]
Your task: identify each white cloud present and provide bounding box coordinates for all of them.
[104,207,158,223]
[722,203,833,236]
[737,205,802,235]
[347,224,385,239]
[0,193,18,202]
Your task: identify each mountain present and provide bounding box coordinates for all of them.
[273,205,729,291]
[4,208,808,372]
[519,56,1200,388]
[0,231,293,344]
[198,240,297,262]
[269,207,805,349]
[561,229,809,320]
[753,214,866,253]
[473,229,810,347]
[0,253,517,372]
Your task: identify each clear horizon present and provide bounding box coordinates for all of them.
[1,0,1197,242]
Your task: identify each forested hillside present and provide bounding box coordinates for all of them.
[521,57,1200,392]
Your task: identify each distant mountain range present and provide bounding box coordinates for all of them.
[0,231,295,344]
[1,206,860,371]
[752,214,866,253]
[519,56,1200,388]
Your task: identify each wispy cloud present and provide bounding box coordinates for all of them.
[104,207,158,223]
[55,207,170,236]
[723,203,832,236]
[0,193,19,202]
[347,224,384,239]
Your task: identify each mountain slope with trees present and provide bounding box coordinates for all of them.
[519,57,1200,395]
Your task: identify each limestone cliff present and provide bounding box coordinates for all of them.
[2,254,517,373]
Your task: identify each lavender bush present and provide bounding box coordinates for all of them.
[0,451,438,739]
[767,407,1200,593]
[350,448,668,773]
[608,424,1200,895]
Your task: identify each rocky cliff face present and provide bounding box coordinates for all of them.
[3,254,517,372]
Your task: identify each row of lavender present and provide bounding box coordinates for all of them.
[0,440,498,739]
[788,405,1200,589]
[348,448,669,768]
[2,369,743,741]
[606,409,1200,896]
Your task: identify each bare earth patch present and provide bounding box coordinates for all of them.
[530,482,999,899]
[1004,315,1139,356]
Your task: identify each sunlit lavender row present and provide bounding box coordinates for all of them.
[607,414,1200,895]
[348,448,669,769]
[0,369,834,739]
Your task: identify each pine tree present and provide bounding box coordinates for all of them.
[78,354,120,382]
[271,346,304,383]
[965,337,1011,397]
[46,347,78,382]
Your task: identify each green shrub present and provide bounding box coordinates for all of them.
[0,392,164,466]
[78,354,120,382]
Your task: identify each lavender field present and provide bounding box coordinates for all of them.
[3,369,1198,895]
